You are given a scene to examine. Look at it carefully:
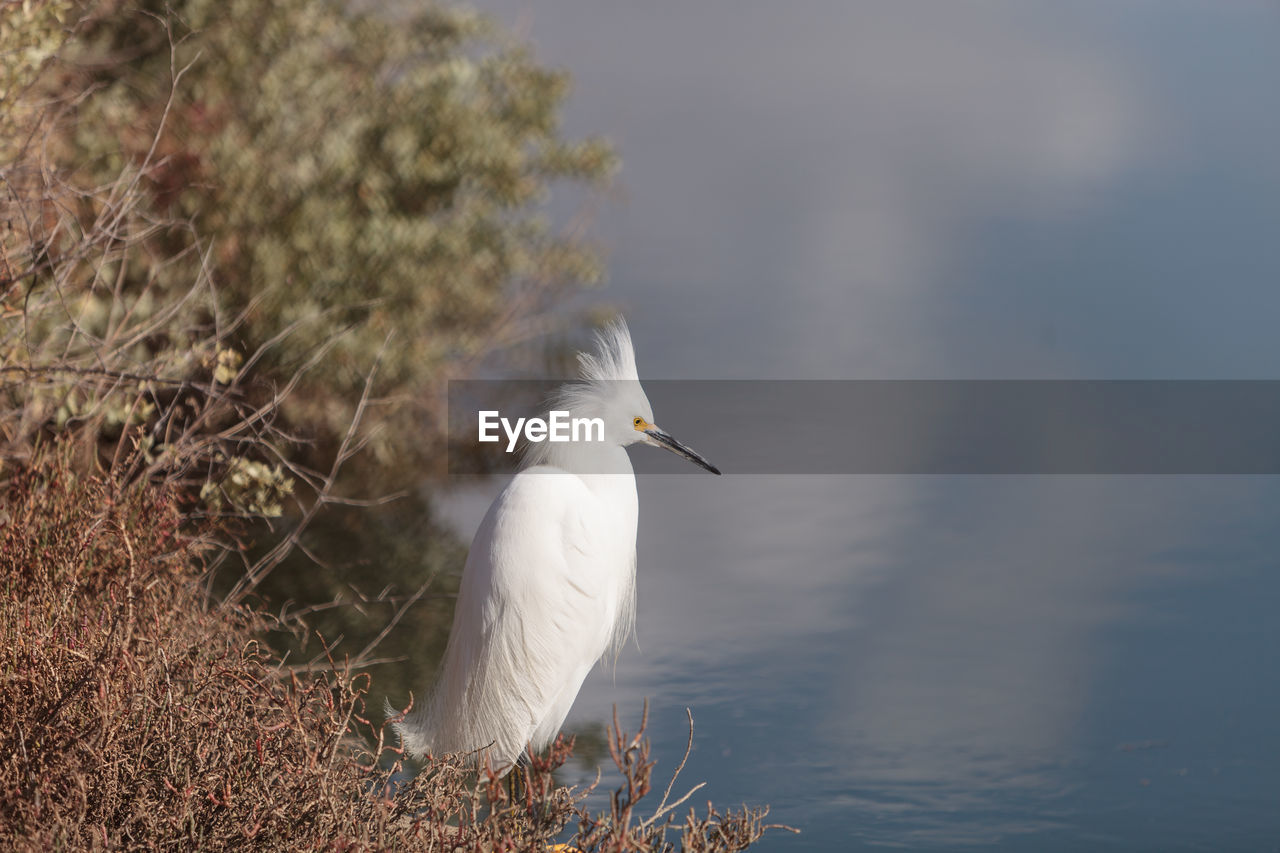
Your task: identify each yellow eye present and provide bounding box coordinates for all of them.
[633,417,645,429]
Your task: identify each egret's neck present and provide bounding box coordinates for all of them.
[531,440,634,478]
[528,442,638,526]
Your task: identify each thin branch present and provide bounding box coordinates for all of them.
[225,334,393,605]
[352,575,434,667]
[640,706,705,829]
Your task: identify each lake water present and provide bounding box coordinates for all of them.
[432,2,1280,848]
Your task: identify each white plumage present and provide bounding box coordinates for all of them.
[391,320,719,771]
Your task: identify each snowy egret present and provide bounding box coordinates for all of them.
[391,320,719,772]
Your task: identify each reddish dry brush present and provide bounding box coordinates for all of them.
[0,444,362,849]
[573,705,788,853]
[0,445,400,848]
[0,446,788,851]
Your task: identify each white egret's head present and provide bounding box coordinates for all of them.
[531,320,720,474]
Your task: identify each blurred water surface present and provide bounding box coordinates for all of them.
[428,2,1280,848]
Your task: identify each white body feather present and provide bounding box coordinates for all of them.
[393,322,657,770]
[395,466,638,767]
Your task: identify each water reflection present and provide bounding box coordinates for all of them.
[817,478,1213,844]
[428,474,1280,848]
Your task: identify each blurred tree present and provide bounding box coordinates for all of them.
[1,0,615,689]
[58,0,615,486]
[0,1,72,100]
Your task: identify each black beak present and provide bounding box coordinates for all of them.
[644,426,721,475]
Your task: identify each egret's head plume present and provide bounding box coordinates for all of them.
[524,319,652,468]
[576,318,639,383]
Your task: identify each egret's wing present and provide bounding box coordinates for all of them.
[486,471,618,752]
[417,469,617,768]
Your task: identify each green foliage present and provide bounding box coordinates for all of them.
[0,0,72,100]
[200,456,294,517]
[60,0,616,482]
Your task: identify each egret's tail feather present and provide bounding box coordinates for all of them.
[384,697,432,759]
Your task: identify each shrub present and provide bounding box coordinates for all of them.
[17,0,616,488]
[0,445,785,851]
